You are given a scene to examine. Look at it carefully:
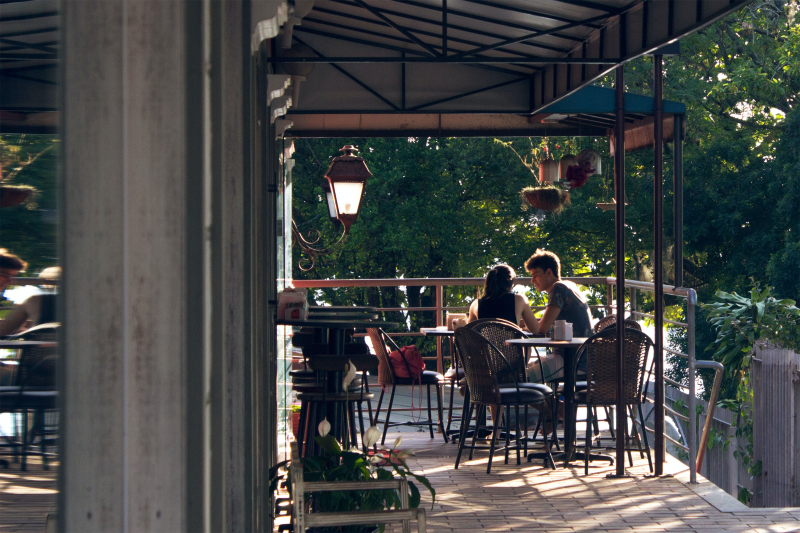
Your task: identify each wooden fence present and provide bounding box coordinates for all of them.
[751,342,800,507]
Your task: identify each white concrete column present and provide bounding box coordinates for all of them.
[61,0,254,531]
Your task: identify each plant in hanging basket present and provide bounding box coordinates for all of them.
[520,185,570,213]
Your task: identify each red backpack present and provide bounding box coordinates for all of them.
[388,345,424,380]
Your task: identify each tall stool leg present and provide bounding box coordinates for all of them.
[426,384,434,439]
[435,383,447,442]
[380,386,397,445]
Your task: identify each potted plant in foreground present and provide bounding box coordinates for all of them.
[289,420,435,533]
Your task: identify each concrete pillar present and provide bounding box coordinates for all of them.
[61,0,257,530]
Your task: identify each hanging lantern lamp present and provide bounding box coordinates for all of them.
[324,145,372,234]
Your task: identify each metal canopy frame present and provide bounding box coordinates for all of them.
[274,0,750,121]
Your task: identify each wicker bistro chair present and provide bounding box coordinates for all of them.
[453,328,555,474]
[366,328,447,445]
[462,319,556,446]
[0,323,59,471]
[573,327,654,475]
[578,316,643,439]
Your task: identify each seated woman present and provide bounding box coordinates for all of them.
[467,264,538,435]
[467,264,537,331]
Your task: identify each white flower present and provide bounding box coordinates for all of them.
[363,425,381,448]
[318,417,331,437]
[367,455,384,464]
[342,360,358,390]
[393,435,402,450]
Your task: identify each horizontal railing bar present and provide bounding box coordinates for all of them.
[629,311,688,327]
[664,376,689,390]
[644,425,688,450]
[294,276,610,289]
[664,347,688,358]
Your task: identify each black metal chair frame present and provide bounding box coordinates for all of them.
[367,328,447,445]
[572,327,654,475]
[453,327,555,474]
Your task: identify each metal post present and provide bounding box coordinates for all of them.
[654,54,665,475]
[436,285,444,374]
[687,292,697,483]
[614,65,627,476]
[673,114,684,288]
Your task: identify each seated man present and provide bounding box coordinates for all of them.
[524,249,592,383]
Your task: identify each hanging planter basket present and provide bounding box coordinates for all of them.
[0,185,36,208]
[521,186,570,213]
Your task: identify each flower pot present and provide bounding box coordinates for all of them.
[521,186,570,213]
[292,410,301,437]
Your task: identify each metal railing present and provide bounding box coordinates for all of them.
[292,276,720,483]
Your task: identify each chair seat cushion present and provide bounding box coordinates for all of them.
[498,387,546,405]
[393,370,444,385]
[444,367,464,380]
[500,382,553,396]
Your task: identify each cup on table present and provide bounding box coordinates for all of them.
[554,320,567,340]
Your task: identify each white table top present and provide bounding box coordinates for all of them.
[505,337,588,347]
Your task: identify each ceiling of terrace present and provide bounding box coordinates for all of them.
[282,0,751,136]
[0,0,58,133]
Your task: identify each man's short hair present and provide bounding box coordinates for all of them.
[525,249,561,278]
[0,249,27,271]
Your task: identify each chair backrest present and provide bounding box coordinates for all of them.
[463,319,527,386]
[14,323,59,389]
[593,315,642,334]
[453,328,502,405]
[581,327,652,405]
[367,327,396,385]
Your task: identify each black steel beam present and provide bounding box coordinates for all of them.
[352,0,441,56]
[304,15,544,62]
[293,26,529,77]
[614,64,626,478]
[0,62,56,72]
[459,0,603,28]
[0,53,57,60]
[546,0,623,14]
[0,10,57,22]
[0,37,57,54]
[653,54,665,477]
[341,0,585,43]
[292,36,399,110]
[0,26,58,39]
[442,0,447,56]
[268,56,620,64]
[320,2,572,54]
[0,70,56,85]
[453,12,611,59]
[407,76,527,111]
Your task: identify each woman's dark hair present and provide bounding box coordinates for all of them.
[482,264,516,299]
[0,249,27,271]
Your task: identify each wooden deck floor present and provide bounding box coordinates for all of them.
[0,456,57,533]
[383,431,800,532]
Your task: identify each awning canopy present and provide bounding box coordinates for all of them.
[288,83,686,140]
[0,0,58,133]
[1,0,747,136]
[277,0,744,136]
